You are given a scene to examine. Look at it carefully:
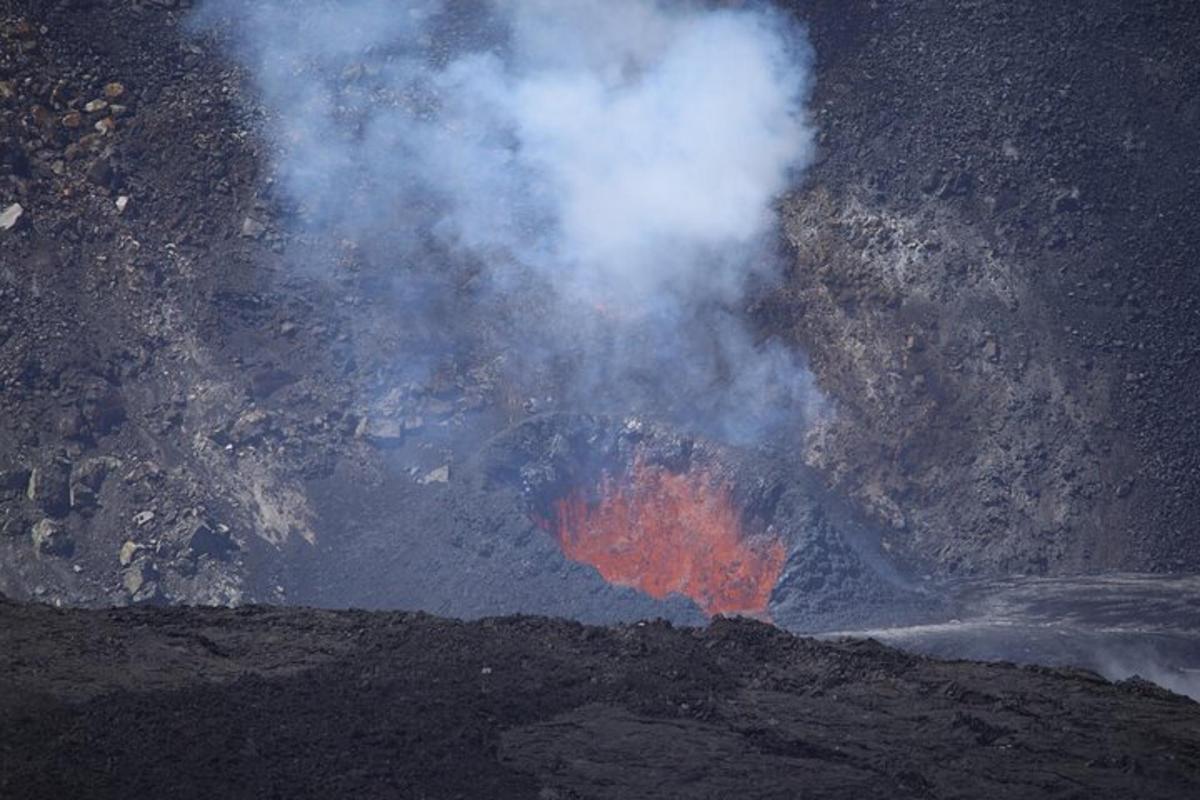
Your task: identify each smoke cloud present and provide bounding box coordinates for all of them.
[192,0,822,443]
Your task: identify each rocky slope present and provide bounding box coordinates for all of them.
[1,595,1198,799]
[1,0,1198,621]
[772,0,1200,577]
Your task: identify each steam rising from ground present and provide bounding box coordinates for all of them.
[827,575,1200,700]
[194,0,821,441]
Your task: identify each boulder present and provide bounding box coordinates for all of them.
[356,416,404,448]
[240,217,266,239]
[68,482,97,511]
[56,407,88,441]
[419,465,451,485]
[81,383,126,435]
[1,506,30,538]
[184,520,237,560]
[31,519,73,557]
[27,460,71,517]
[85,157,118,191]
[0,202,23,231]
[122,559,160,604]
[118,539,139,566]
[230,408,272,445]
[70,456,120,511]
[0,467,30,501]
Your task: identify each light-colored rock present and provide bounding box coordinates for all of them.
[69,481,96,510]
[231,408,272,444]
[32,519,73,557]
[118,540,139,566]
[419,465,450,485]
[357,416,404,447]
[123,560,158,602]
[241,217,267,239]
[0,203,23,231]
[27,461,71,517]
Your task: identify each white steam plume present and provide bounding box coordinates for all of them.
[193,0,823,442]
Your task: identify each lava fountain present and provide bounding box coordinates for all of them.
[547,458,786,618]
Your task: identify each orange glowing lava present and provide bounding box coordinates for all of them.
[549,460,786,618]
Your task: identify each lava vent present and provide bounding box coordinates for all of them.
[547,456,786,618]
[483,413,932,631]
[487,414,792,619]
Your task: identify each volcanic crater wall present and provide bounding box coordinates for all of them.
[0,0,1198,616]
[766,0,1200,577]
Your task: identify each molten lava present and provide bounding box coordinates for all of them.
[550,460,785,618]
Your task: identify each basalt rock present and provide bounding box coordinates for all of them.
[181,519,236,560]
[0,468,31,501]
[0,506,30,539]
[69,456,119,512]
[26,460,71,518]
[31,518,73,557]
[0,603,1196,799]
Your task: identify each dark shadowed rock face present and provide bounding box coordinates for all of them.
[0,599,1198,799]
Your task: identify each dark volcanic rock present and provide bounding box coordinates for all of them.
[182,519,236,559]
[0,468,31,501]
[25,459,71,518]
[30,518,73,557]
[0,506,30,539]
[68,456,117,512]
[769,0,1200,576]
[0,0,1197,622]
[84,156,118,191]
[121,558,160,604]
[0,602,1196,799]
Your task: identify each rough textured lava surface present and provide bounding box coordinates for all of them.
[1,595,1198,799]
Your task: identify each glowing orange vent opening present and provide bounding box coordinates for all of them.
[549,459,786,618]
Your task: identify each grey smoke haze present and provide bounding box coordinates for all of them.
[193,0,822,442]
